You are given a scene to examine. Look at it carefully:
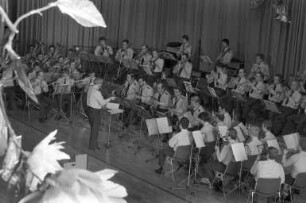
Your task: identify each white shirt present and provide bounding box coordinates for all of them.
[32,78,48,95]
[224,112,232,128]
[251,159,285,183]
[87,85,109,109]
[282,91,302,109]
[168,129,191,151]
[282,151,306,178]
[152,58,164,73]
[246,136,263,155]
[261,130,276,142]
[216,140,237,165]
[173,61,192,79]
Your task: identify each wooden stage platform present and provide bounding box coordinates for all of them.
[1,109,249,203]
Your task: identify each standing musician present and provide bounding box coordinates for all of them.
[216,38,233,65]
[242,72,267,121]
[248,54,270,81]
[115,39,134,61]
[31,71,53,122]
[87,78,115,150]
[271,80,302,136]
[94,36,113,57]
[172,53,192,79]
[53,70,75,119]
[177,35,192,59]
[150,82,172,115]
[124,76,153,128]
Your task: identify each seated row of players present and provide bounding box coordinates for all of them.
[153,110,306,201]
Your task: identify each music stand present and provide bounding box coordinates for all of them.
[52,84,71,123]
[262,100,281,114]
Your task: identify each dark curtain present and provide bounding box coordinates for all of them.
[16,0,306,79]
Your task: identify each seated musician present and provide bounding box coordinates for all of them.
[271,80,302,136]
[247,54,270,81]
[215,38,233,65]
[168,87,188,129]
[122,73,139,101]
[220,68,249,115]
[135,44,152,74]
[124,76,153,128]
[151,82,172,115]
[188,96,205,128]
[28,65,41,80]
[54,70,75,119]
[94,36,113,57]
[260,123,276,142]
[281,96,306,135]
[151,50,164,76]
[172,53,192,79]
[198,112,216,163]
[267,74,284,104]
[115,39,134,61]
[154,117,191,174]
[250,147,285,202]
[32,71,53,122]
[177,35,192,59]
[199,128,237,185]
[245,122,264,155]
[49,56,66,72]
[242,72,267,121]
[282,138,306,185]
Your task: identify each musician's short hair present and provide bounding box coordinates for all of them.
[256,53,265,61]
[222,38,229,45]
[182,35,189,41]
[99,36,106,41]
[228,128,237,140]
[191,95,200,104]
[122,39,129,44]
[138,76,147,83]
[181,53,188,58]
[127,72,135,79]
[49,45,55,49]
[256,72,264,79]
[93,77,103,85]
[198,112,210,122]
[300,138,306,151]
[157,82,165,89]
[179,117,189,129]
[267,147,279,160]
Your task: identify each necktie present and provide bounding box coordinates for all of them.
[178,63,184,76]
[251,82,258,93]
[124,83,131,96]
[173,97,180,108]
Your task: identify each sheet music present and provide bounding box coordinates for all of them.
[231,143,248,162]
[192,131,205,148]
[106,102,120,110]
[267,139,281,153]
[157,117,173,134]
[108,109,124,115]
[146,119,159,136]
[233,126,245,142]
[246,143,263,156]
[283,133,300,150]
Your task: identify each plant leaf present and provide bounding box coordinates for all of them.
[56,0,106,28]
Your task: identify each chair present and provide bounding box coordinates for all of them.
[212,161,242,199]
[289,173,306,203]
[248,178,281,203]
[164,145,192,182]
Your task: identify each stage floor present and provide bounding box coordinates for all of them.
[1,109,257,203]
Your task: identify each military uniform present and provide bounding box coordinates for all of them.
[216,47,233,65]
[124,80,140,101]
[268,83,284,104]
[177,42,192,58]
[249,62,270,81]
[171,95,188,117]
[140,84,153,105]
[154,90,171,112]
[115,48,134,61]
[172,61,193,79]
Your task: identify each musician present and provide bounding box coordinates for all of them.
[216,38,233,65]
[282,138,306,185]
[188,95,205,128]
[199,128,237,185]
[122,73,139,101]
[151,82,171,114]
[1,63,17,110]
[94,36,113,57]
[124,76,153,128]
[78,72,96,114]
[115,39,134,61]
[151,50,164,75]
[242,72,267,121]
[169,87,188,118]
[49,56,66,72]
[247,54,270,81]
[54,70,75,119]
[281,96,306,135]
[28,65,41,81]
[177,35,192,59]
[271,80,302,136]
[154,117,191,174]
[267,74,284,103]
[87,78,115,150]
[32,71,53,122]
[172,53,192,79]
[136,44,152,75]
[246,122,264,155]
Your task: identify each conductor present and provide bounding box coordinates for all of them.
[87,78,115,150]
